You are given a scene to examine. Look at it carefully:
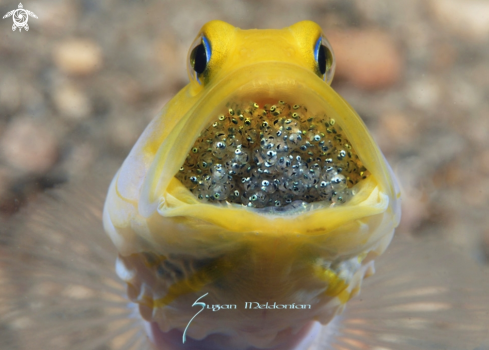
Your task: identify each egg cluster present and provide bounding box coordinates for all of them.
[175,100,370,209]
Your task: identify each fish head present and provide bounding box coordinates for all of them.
[103,20,401,348]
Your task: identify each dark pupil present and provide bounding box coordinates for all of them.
[318,44,327,75]
[192,43,207,74]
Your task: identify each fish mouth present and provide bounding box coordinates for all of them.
[175,97,369,213]
[138,61,394,236]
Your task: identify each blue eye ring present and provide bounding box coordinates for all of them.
[189,35,212,84]
[314,35,336,84]
[202,36,212,65]
[314,37,322,63]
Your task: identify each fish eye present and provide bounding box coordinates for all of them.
[188,35,212,84]
[314,35,336,84]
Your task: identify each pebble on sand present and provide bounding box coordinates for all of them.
[430,0,489,41]
[53,39,103,76]
[0,118,58,174]
[327,29,402,90]
[53,84,91,120]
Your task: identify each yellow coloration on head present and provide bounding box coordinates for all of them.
[104,20,401,347]
[186,21,325,89]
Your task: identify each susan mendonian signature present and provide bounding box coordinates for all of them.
[183,293,311,343]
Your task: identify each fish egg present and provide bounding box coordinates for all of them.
[175,100,370,209]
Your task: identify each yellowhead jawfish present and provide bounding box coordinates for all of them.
[102,20,401,349]
[1,21,489,350]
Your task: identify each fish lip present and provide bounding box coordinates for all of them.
[135,62,396,233]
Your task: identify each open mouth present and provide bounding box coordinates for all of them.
[175,98,370,211]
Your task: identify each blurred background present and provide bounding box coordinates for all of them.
[1,1,489,349]
[1,0,489,265]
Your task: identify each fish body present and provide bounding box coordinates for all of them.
[103,20,401,349]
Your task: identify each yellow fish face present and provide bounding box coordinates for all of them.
[103,20,401,348]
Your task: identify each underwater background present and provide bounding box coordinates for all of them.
[0,0,488,348]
